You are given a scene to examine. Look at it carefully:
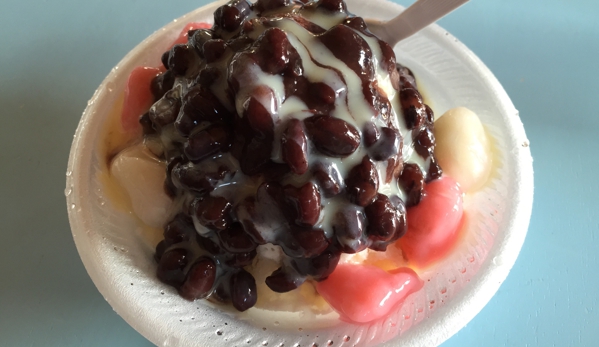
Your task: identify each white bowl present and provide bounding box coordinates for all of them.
[66,0,533,346]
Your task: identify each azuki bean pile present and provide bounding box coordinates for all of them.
[142,0,441,312]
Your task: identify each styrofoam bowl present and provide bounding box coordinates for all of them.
[66,0,534,346]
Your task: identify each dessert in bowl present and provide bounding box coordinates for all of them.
[66,0,533,346]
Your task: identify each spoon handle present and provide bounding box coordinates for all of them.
[370,0,470,46]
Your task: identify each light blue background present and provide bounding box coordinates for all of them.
[1,0,597,346]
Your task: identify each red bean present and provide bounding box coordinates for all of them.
[400,88,426,129]
[192,196,233,231]
[227,36,254,52]
[265,267,304,293]
[202,39,226,63]
[370,127,401,161]
[283,182,321,227]
[385,156,403,184]
[292,248,341,280]
[309,82,336,105]
[211,282,231,303]
[184,123,232,163]
[172,161,229,196]
[167,44,194,76]
[333,205,368,254]
[234,197,268,245]
[364,194,406,243]
[213,0,252,32]
[397,64,417,89]
[290,226,329,258]
[425,104,435,125]
[150,70,175,101]
[312,162,344,198]
[196,234,224,255]
[163,213,195,246]
[363,122,380,148]
[154,240,168,262]
[343,16,368,32]
[414,126,435,158]
[139,112,155,135]
[195,68,219,89]
[281,119,309,175]
[255,27,294,75]
[239,95,275,175]
[149,87,181,129]
[304,115,361,157]
[217,223,257,253]
[230,269,257,311]
[427,155,443,182]
[316,0,348,13]
[179,257,216,301]
[225,249,257,268]
[378,40,398,89]
[399,163,425,207]
[306,249,341,280]
[156,248,188,287]
[189,29,214,57]
[176,86,232,136]
[345,156,379,207]
[319,24,373,88]
[255,0,291,12]
[164,156,184,198]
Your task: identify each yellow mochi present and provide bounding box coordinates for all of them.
[110,144,172,228]
[434,107,492,193]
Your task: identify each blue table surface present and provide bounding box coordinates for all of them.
[1,0,598,346]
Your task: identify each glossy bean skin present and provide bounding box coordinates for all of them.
[304,115,361,157]
[179,257,217,300]
[281,119,309,175]
[345,156,379,207]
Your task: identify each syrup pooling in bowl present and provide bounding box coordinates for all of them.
[104,0,494,326]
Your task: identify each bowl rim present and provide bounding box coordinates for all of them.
[66,1,534,346]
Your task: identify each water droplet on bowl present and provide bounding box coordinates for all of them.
[65,187,72,197]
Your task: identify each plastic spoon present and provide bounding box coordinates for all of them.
[365,0,470,46]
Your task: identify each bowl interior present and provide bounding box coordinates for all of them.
[66,1,533,346]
